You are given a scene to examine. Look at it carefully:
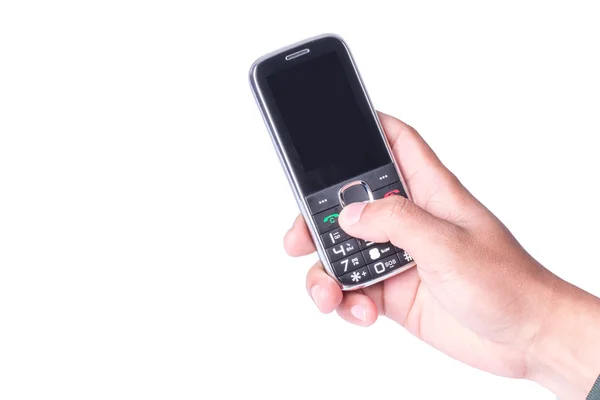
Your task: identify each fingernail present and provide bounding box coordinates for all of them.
[351,304,367,321]
[341,201,368,225]
[311,285,322,310]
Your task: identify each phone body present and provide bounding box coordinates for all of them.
[249,34,416,290]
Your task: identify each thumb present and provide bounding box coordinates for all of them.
[338,196,462,261]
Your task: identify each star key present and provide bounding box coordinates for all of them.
[338,266,372,286]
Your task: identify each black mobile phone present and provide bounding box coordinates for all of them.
[249,34,415,290]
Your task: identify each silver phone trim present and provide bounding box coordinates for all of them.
[249,33,416,290]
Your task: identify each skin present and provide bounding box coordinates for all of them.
[283,112,600,399]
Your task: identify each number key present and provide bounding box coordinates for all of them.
[331,253,366,276]
[320,228,350,248]
[357,238,377,250]
[326,238,359,262]
[362,242,395,263]
[367,254,401,278]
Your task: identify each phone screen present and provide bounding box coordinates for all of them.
[263,50,391,195]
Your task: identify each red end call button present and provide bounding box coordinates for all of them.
[372,182,407,200]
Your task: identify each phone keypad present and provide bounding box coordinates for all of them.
[305,163,413,288]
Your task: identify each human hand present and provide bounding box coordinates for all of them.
[284,112,563,381]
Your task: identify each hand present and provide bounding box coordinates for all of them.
[283,113,570,385]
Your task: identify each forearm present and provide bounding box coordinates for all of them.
[527,278,600,400]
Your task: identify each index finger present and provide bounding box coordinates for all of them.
[283,214,316,257]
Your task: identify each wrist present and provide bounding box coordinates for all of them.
[526,276,600,399]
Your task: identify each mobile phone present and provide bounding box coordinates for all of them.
[249,34,416,290]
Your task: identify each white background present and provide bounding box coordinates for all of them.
[1,1,599,399]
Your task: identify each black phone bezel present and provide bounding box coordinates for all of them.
[254,36,392,195]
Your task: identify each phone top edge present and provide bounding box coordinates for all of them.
[248,33,346,83]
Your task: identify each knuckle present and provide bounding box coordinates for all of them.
[405,123,419,136]
[446,171,468,197]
